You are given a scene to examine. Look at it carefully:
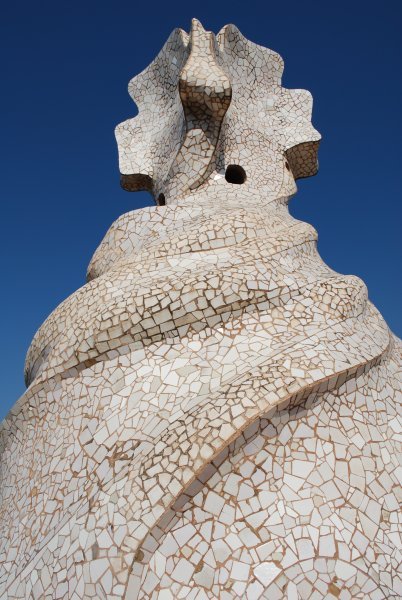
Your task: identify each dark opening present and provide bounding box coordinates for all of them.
[157,193,166,206]
[225,164,247,185]
[285,161,290,171]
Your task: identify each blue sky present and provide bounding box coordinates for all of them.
[1,0,401,419]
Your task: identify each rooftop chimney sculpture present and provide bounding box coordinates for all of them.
[1,19,401,600]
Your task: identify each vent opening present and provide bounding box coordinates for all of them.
[157,193,166,206]
[225,164,247,185]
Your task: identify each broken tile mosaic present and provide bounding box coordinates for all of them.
[0,17,401,600]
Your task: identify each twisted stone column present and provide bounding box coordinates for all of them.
[0,19,400,600]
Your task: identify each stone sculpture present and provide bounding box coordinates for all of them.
[0,18,401,600]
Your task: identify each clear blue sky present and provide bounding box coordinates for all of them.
[1,0,401,419]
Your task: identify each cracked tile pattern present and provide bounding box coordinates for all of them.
[133,347,401,599]
[0,18,401,600]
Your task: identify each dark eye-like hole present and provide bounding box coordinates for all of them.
[285,161,290,171]
[225,164,247,185]
[157,193,166,206]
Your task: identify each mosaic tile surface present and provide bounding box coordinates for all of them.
[0,18,401,600]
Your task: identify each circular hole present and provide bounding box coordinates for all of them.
[285,161,290,171]
[225,164,247,185]
[157,193,166,206]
